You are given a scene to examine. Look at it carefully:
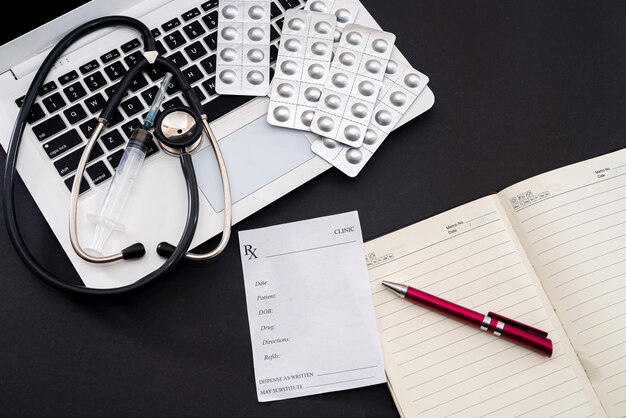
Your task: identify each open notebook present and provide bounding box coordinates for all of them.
[365,148,626,417]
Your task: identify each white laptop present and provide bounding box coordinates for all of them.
[0,0,434,289]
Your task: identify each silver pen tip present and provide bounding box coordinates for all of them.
[381,281,408,297]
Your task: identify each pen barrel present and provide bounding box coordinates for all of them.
[405,287,485,326]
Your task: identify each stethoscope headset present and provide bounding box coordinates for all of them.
[3,16,232,297]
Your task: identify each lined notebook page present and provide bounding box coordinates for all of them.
[501,149,626,417]
[365,196,603,418]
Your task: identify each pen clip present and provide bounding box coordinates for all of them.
[488,311,549,338]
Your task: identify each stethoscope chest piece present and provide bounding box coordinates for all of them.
[154,106,203,156]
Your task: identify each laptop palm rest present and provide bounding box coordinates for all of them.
[192,116,317,212]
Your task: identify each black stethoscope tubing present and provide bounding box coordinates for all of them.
[3,16,204,297]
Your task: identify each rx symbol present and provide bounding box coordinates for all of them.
[244,245,258,260]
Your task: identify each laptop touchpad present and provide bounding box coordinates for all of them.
[192,116,316,212]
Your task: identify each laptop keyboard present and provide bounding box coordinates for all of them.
[15,0,305,196]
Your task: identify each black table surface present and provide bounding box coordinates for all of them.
[2,1,625,416]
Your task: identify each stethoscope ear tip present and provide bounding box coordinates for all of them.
[122,243,146,260]
[157,242,176,258]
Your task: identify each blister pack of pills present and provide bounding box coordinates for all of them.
[309,24,396,147]
[305,0,360,43]
[311,49,429,177]
[266,9,337,131]
[216,0,272,96]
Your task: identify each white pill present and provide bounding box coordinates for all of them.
[288,18,305,31]
[358,80,376,97]
[364,129,378,145]
[386,60,398,75]
[365,59,382,74]
[324,94,342,110]
[343,125,361,142]
[335,8,351,24]
[248,5,265,20]
[222,5,238,19]
[404,73,421,88]
[304,87,322,103]
[332,73,349,88]
[323,137,338,148]
[300,110,315,127]
[308,63,325,80]
[220,48,237,62]
[311,41,328,56]
[247,48,264,63]
[346,148,363,164]
[309,0,327,12]
[280,60,298,76]
[284,38,301,52]
[277,83,294,98]
[273,106,291,122]
[315,21,332,35]
[390,91,407,107]
[221,27,238,41]
[372,38,388,53]
[339,52,356,66]
[317,116,335,132]
[219,70,237,84]
[346,31,362,46]
[351,103,368,119]
[248,27,265,42]
[375,110,393,126]
[247,70,264,85]
[334,29,342,43]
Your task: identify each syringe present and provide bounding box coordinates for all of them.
[86,73,173,255]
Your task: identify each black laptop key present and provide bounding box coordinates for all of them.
[129,74,149,92]
[104,61,127,82]
[185,41,208,61]
[79,60,100,75]
[65,175,90,194]
[201,0,218,12]
[109,110,125,127]
[121,118,141,139]
[200,55,216,75]
[275,17,284,30]
[59,70,79,86]
[145,66,166,82]
[202,77,216,97]
[63,104,87,124]
[42,92,66,113]
[120,97,144,117]
[166,80,181,95]
[55,143,104,177]
[146,140,160,157]
[202,95,253,120]
[100,129,126,151]
[15,96,24,107]
[164,30,186,50]
[84,93,106,114]
[151,28,162,39]
[278,0,301,10]
[141,86,159,105]
[32,115,65,141]
[167,51,188,69]
[86,161,112,185]
[79,118,98,139]
[182,65,203,85]
[203,31,217,51]
[270,44,279,63]
[107,149,124,170]
[124,52,142,68]
[43,129,82,159]
[182,7,201,21]
[26,103,46,124]
[156,40,167,55]
[202,11,218,31]
[163,97,184,110]
[183,20,206,40]
[121,38,141,53]
[101,49,120,64]
[271,2,282,19]
[84,71,107,92]
[39,81,58,97]
[162,17,181,32]
[63,82,87,103]
[193,86,206,103]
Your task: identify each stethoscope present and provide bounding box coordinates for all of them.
[3,16,232,296]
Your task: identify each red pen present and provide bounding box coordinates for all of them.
[382,281,553,357]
